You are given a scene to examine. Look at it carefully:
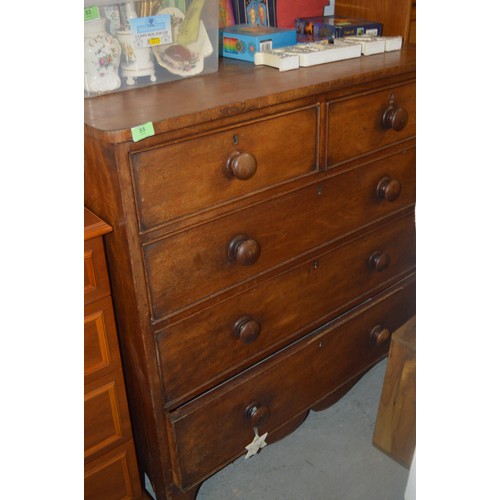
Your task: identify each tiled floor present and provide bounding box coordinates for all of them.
[196,359,410,500]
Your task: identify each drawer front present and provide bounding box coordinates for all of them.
[144,147,415,319]
[327,81,416,166]
[84,441,142,500]
[156,212,415,407]
[166,277,416,490]
[131,106,319,231]
[85,297,122,384]
[84,236,110,305]
[84,373,132,460]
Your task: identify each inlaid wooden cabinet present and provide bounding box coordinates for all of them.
[84,208,144,499]
[84,46,416,499]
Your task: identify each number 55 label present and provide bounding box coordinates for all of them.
[131,122,155,142]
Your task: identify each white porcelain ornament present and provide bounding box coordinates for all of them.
[116,30,157,86]
[84,18,122,94]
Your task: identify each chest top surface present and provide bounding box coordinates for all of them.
[84,47,416,144]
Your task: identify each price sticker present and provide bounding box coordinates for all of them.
[131,122,155,142]
[84,6,100,22]
[130,15,172,47]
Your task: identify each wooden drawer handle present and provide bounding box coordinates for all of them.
[370,325,391,346]
[234,316,261,344]
[376,176,401,202]
[245,401,270,428]
[369,251,391,272]
[228,234,261,266]
[382,97,408,131]
[225,151,257,180]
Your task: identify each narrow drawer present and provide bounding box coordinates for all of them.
[84,372,132,460]
[85,296,122,384]
[166,277,416,490]
[144,147,415,320]
[327,81,416,166]
[84,236,110,305]
[156,212,416,407]
[84,441,142,500]
[131,106,319,232]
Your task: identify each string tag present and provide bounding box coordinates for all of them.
[244,427,268,459]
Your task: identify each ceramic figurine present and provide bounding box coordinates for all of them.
[116,30,157,86]
[84,18,121,94]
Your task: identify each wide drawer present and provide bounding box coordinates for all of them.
[166,277,416,490]
[156,212,415,407]
[327,81,416,166]
[84,236,111,305]
[131,105,319,232]
[144,147,415,319]
[85,297,122,384]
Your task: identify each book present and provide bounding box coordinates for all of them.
[232,0,277,27]
[219,0,235,27]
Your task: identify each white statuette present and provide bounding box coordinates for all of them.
[115,30,156,86]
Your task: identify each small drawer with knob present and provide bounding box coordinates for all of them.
[155,212,415,408]
[143,147,415,320]
[164,276,415,491]
[326,81,416,166]
[130,105,319,233]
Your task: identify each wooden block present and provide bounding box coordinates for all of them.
[373,316,415,467]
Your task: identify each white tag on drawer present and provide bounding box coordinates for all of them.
[244,429,268,459]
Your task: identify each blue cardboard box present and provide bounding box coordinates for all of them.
[220,24,296,62]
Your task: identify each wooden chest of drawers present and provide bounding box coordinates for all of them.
[84,208,144,499]
[84,47,416,500]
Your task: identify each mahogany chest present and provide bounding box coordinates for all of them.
[84,47,416,500]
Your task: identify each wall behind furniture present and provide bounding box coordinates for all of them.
[276,0,329,27]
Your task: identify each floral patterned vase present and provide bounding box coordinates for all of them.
[84,18,122,94]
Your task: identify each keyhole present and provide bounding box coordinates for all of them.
[233,134,239,145]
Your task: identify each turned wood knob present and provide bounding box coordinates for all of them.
[228,234,261,266]
[370,325,391,346]
[376,176,401,202]
[369,251,391,272]
[234,316,261,344]
[382,102,408,131]
[245,401,270,428]
[225,151,257,180]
